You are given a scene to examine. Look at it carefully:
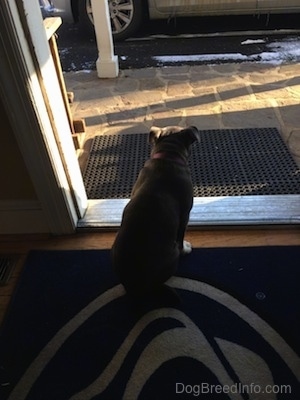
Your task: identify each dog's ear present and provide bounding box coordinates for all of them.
[149,126,162,144]
[186,126,200,144]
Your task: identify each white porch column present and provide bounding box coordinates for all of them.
[91,0,119,78]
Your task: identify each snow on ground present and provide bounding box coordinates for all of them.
[153,37,300,65]
[241,39,266,45]
[154,53,249,63]
[264,38,300,62]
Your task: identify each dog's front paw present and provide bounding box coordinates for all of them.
[181,240,192,255]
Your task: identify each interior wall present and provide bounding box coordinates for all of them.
[0,97,37,201]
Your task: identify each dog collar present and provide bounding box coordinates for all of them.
[152,152,186,166]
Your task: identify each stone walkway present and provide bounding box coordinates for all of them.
[64,62,300,171]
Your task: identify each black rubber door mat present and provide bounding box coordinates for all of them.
[83,128,300,199]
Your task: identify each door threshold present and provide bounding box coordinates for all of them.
[77,195,300,230]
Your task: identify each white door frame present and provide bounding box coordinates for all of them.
[0,0,87,234]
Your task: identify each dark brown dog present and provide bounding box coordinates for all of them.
[111,125,200,297]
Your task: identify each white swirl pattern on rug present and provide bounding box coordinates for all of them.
[8,277,300,400]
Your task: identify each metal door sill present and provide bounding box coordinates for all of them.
[77,195,300,230]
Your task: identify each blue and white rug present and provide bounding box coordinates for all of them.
[0,247,299,399]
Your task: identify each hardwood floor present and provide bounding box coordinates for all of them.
[0,228,299,326]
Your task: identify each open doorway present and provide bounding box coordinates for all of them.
[63,65,300,229]
[2,0,299,233]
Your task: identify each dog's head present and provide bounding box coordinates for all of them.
[149,125,200,159]
[149,125,200,145]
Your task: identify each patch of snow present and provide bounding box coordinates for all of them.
[153,37,300,66]
[267,39,300,54]
[81,61,96,70]
[241,39,266,45]
[59,48,71,56]
[75,70,92,74]
[154,53,249,63]
[260,38,300,64]
[253,51,283,64]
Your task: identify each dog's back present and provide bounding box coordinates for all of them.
[112,165,184,296]
[111,125,200,297]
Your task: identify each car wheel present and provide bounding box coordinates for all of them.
[78,0,144,41]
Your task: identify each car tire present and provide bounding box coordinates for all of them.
[78,0,144,41]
